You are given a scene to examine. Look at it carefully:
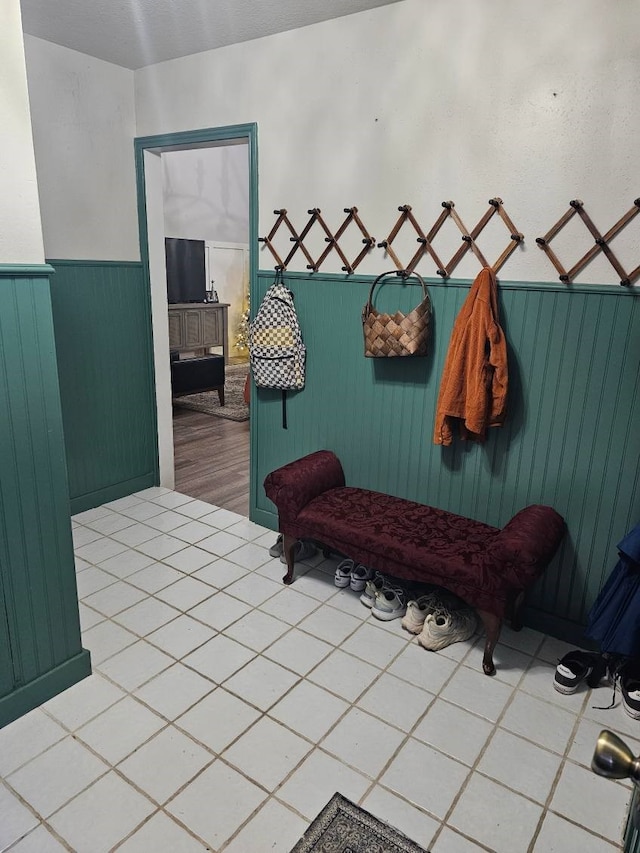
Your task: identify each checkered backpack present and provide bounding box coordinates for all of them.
[249,273,306,426]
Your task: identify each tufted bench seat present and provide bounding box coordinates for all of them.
[264,450,566,675]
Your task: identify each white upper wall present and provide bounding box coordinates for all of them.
[135,0,640,283]
[20,0,639,280]
[23,35,139,261]
[162,145,249,244]
[0,0,44,264]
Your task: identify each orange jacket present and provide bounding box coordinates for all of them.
[433,267,508,446]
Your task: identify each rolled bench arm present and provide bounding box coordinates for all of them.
[264,450,346,522]
[488,504,566,587]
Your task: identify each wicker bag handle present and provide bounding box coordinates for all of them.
[362,270,427,320]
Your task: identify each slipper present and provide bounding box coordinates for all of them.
[553,650,606,694]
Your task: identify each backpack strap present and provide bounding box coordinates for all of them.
[282,390,287,429]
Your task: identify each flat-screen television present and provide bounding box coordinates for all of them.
[165,237,206,303]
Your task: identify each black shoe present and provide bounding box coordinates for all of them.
[554,651,606,694]
[620,660,640,719]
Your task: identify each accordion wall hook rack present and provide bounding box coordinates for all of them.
[259,199,524,279]
[376,199,524,278]
[258,207,375,274]
[536,199,640,286]
[259,197,639,286]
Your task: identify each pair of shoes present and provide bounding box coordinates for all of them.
[278,539,317,564]
[401,589,464,634]
[334,559,374,591]
[334,560,374,591]
[417,606,477,650]
[371,586,408,621]
[269,534,283,558]
[355,572,408,621]
[553,650,607,695]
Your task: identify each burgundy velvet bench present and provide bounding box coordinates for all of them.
[264,450,566,676]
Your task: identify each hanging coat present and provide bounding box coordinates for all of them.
[585,523,640,658]
[433,267,508,446]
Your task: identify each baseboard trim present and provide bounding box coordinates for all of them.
[520,607,588,648]
[70,473,157,515]
[0,649,92,729]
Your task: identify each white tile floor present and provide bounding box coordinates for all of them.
[0,486,635,852]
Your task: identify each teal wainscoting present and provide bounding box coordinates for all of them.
[0,266,90,728]
[251,270,640,643]
[48,260,158,513]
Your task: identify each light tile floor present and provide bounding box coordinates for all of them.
[0,487,635,852]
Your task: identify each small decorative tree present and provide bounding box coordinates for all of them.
[234,292,250,357]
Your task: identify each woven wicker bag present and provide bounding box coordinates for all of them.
[362,270,431,357]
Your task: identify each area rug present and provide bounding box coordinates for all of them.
[172,362,249,422]
[290,793,429,853]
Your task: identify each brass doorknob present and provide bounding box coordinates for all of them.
[592,730,640,784]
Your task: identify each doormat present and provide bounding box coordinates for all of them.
[290,793,429,853]
[173,363,249,422]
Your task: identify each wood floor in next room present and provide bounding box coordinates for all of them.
[172,407,249,516]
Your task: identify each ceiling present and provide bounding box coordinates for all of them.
[19,0,403,70]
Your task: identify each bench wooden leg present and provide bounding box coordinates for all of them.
[509,590,525,632]
[282,534,297,585]
[477,609,502,676]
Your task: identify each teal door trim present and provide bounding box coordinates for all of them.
[134,123,258,502]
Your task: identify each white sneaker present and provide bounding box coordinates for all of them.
[359,572,387,607]
[334,559,354,588]
[401,598,433,634]
[417,608,477,651]
[401,590,463,634]
[349,564,374,592]
[371,586,407,621]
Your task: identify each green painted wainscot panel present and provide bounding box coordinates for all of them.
[251,269,640,645]
[48,260,158,513]
[0,265,90,728]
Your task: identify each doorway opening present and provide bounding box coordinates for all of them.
[134,124,258,516]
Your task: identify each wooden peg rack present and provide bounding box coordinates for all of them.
[260,198,639,286]
[259,200,523,278]
[258,207,375,274]
[536,199,640,286]
[377,199,523,278]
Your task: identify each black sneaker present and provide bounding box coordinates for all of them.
[553,651,606,694]
[621,660,640,719]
